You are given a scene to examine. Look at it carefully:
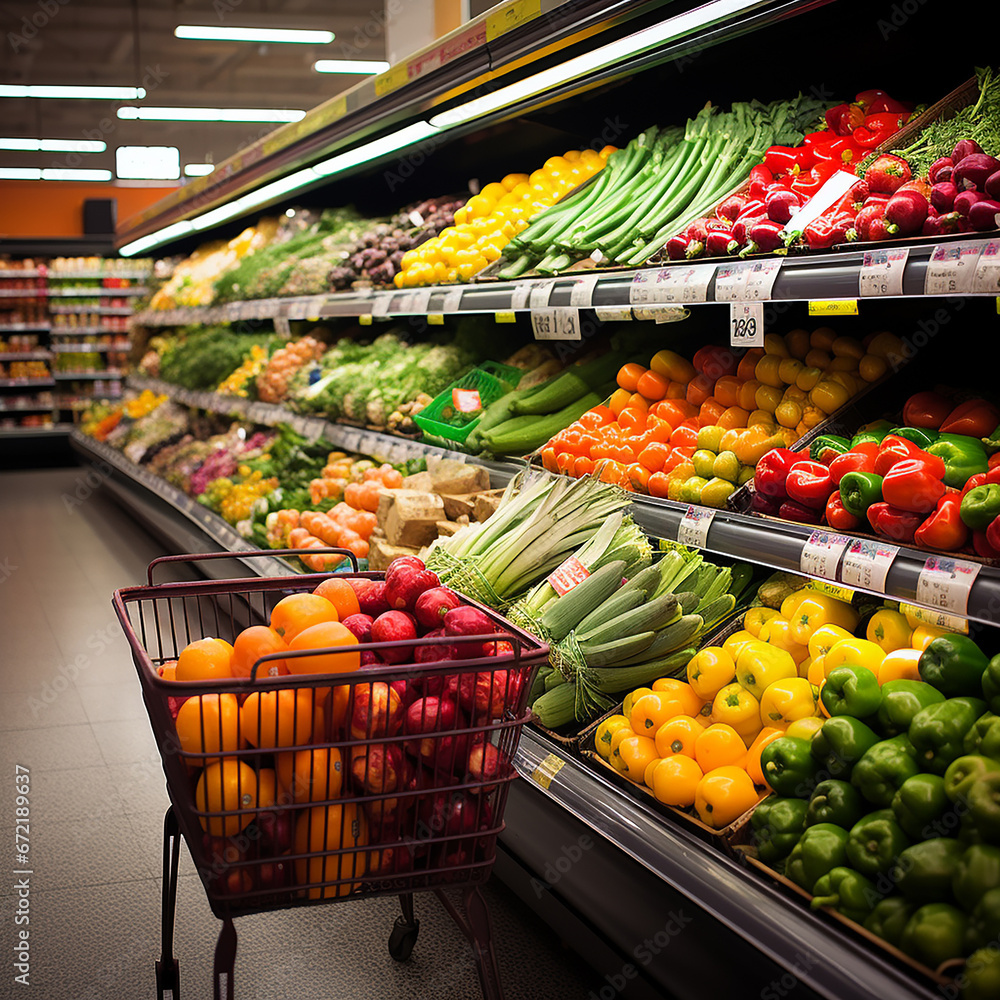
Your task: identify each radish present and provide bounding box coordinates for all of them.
[358,581,390,617]
[716,194,748,221]
[929,157,954,184]
[765,189,800,224]
[341,613,374,643]
[954,154,1000,191]
[444,606,496,658]
[385,568,440,612]
[665,234,691,260]
[370,611,417,664]
[414,587,462,629]
[747,218,786,251]
[686,218,710,242]
[968,200,1000,232]
[705,231,737,256]
[885,190,928,235]
[951,139,983,164]
[931,182,958,213]
[954,189,987,217]
[986,170,1000,200]
[384,555,425,581]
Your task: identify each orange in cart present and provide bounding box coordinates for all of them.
[174,693,241,763]
[269,593,339,641]
[231,626,288,679]
[195,759,257,837]
[257,768,278,810]
[241,688,315,749]
[275,747,344,804]
[286,622,361,704]
[175,637,234,682]
[294,802,369,899]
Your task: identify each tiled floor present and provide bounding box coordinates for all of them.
[0,469,602,999]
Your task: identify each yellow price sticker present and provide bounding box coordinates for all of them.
[809,300,859,316]
[359,314,373,326]
[803,580,855,603]
[427,312,445,325]
[996,297,1000,315]
[374,63,409,97]
[531,753,565,790]
[306,315,319,323]
[486,0,541,40]
[899,602,970,635]
[494,311,516,323]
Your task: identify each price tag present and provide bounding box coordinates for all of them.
[494,311,516,323]
[427,313,445,325]
[859,247,909,297]
[452,388,482,412]
[677,506,715,549]
[528,282,554,309]
[510,280,547,310]
[409,288,432,314]
[916,555,981,615]
[742,259,782,300]
[442,288,463,312]
[809,300,859,316]
[972,240,1000,295]
[273,317,291,337]
[531,308,581,340]
[569,274,600,307]
[800,530,851,580]
[359,313,373,326]
[924,242,983,295]
[371,295,392,318]
[408,210,424,227]
[547,555,590,596]
[714,263,750,302]
[899,602,970,635]
[594,306,632,322]
[291,415,310,436]
[729,301,764,347]
[840,539,899,591]
[530,752,565,790]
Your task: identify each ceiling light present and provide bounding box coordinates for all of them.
[117,106,305,122]
[175,25,334,44]
[116,146,180,180]
[430,0,762,128]
[119,221,195,257]
[183,163,214,176]
[0,168,41,179]
[190,167,318,230]
[0,138,106,152]
[312,121,440,178]
[0,85,145,100]
[0,167,112,180]
[313,59,389,74]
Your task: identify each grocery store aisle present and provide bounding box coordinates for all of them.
[0,469,602,1000]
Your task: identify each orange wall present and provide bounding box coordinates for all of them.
[0,181,177,238]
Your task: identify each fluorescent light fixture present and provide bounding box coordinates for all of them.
[0,85,145,100]
[116,145,180,180]
[313,59,389,74]
[117,106,305,123]
[191,167,318,230]
[0,137,106,152]
[0,167,41,180]
[430,0,762,128]
[120,221,195,257]
[175,25,334,44]
[312,121,440,178]
[184,162,215,176]
[0,167,111,180]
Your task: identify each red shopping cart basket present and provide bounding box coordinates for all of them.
[112,550,549,1000]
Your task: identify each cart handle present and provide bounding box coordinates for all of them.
[146,547,359,585]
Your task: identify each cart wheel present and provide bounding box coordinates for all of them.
[155,957,179,999]
[388,915,420,962]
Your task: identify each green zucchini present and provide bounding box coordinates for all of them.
[482,392,602,455]
[538,560,627,642]
[544,669,567,692]
[698,594,737,629]
[617,564,662,600]
[579,631,656,666]
[673,591,702,615]
[511,351,625,416]
[578,594,678,646]
[529,665,551,703]
[616,615,704,665]
[532,681,577,728]
[581,648,697,694]
[575,588,644,637]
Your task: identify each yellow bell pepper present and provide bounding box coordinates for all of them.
[807,624,855,663]
[746,727,785,784]
[758,678,820,729]
[735,642,797,701]
[785,716,825,741]
[722,629,759,662]
[877,648,923,685]
[866,609,913,654]
[622,687,653,720]
[711,683,763,743]
[780,589,813,622]
[758,617,811,664]
[911,625,950,651]
[787,594,859,645]
[694,766,760,829]
[744,607,779,638]
[805,655,828,687]
[686,647,737,702]
[824,637,885,676]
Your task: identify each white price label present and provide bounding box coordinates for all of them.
[633,305,688,323]
[409,288,432,314]
[531,308,581,340]
[371,295,392,318]
[677,506,715,548]
[742,259,782,300]
[840,539,899,591]
[924,243,983,296]
[800,530,852,580]
[972,240,1000,295]
[408,210,424,227]
[529,282,554,309]
[860,248,909,297]
[569,274,600,307]
[729,301,764,347]
[714,263,750,302]
[291,415,310,436]
[442,288,463,312]
[273,316,291,336]
[631,265,714,304]
[511,280,548,310]
[916,555,981,615]
[595,306,632,322]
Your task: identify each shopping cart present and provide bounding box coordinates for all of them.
[112,550,549,1000]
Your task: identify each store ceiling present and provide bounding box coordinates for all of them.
[0,0,386,178]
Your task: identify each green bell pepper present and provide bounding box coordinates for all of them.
[982,655,1000,716]
[900,903,969,968]
[919,635,990,698]
[953,845,1000,912]
[964,713,1000,760]
[810,434,851,464]
[892,773,950,840]
[890,426,940,449]
[785,822,850,893]
[811,716,880,780]
[966,887,1000,952]
[839,472,884,518]
[960,809,987,846]
[761,736,819,798]
[864,897,918,947]
[810,866,878,924]
[851,420,894,448]
[926,433,989,489]
[807,779,865,830]
[892,838,966,903]
[944,754,1000,803]
[910,697,989,775]
[821,665,882,719]
[983,425,1000,457]
[961,484,1000,530]
[750,797,809,865]
[962,946,1000,1000]
[877,680,946,738]
[853,735,921,807]
[846,808,911,877]
[968,772,1000,841]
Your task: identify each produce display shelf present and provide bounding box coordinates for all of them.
[0,351,52,361]
[0,287,46,298]
[0,269,42,278]
[0,379,54,388]
[48,270,150,280]
[0,424,70,437]
[0,324,49,332]
[52,371,123,380]
[50,327,120,336]
[47,287,147,298]
[125,374,522,487]
[50,344,118,353]
[50,306,133,315]
[0,403,54,413]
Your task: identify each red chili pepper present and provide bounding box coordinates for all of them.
[802,131,834,146]
[986,515,1000,553]
[828,443,879,484]
[852,113,908,149]
[831,180,869,217]
[855,90,909,115]
[754,448,800,499]
[913,494,968,551]
[826,492,861,531]
[785,460,834,509]
[867,502,925,543]
[882,458,948,513]
[748,165,774,200]
[874,435,944,478]
[802,211,855,249]
[974,528,1000,559]
[779,499,824,525]
[763,146,816,177]
[811,137,866,169]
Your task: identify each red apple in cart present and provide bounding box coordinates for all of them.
[464,737,509,792]
[443,606,496,658]
[459,669,519,722]
[386,569,441,612]
[341,613,374,643]
[404,696,467,771]
[255,810,293,854]
[414,587,463,629]
[370,611,417,664]
[350,742,406,795]
[419,790,494,867]
[202,833,244,868]
[404,695,457,735]
[257,858,290,891]
[360,650,381,666]
[349,681,404,741]
[388,677,420,707]
[358,581,390,617]
[221,867,255,895]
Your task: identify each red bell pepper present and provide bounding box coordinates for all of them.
[882,458,948,513]
[940,399,1000,437]
[779,499,824,525]
[974,529,1000,558]
[755,448,799,499]
[913,494,968,551]
[802,211,855,249]
[748,166,774,200]
[826,103,865,136]
[852,112,908,148]
[751,491,782,516]
[786,460,834,509]
[826,492,861,531]
[987,515,1000,554]
[962,472,990,496]
[829,443,879,485]
[902,390,953,429]
[856,90,909,115]
[763,146,815,177]
[867,502,925,544]
[811,137,866,170]
[874,436,945,478]
[990,452,1000,471]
